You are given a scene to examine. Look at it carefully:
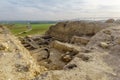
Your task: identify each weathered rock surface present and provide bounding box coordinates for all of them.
[50,40,79,53]
[46,21,116,42]
[86,26,120,51]
[9,20,120,80]
[71,36,90,45]
[32,21,120,80]
[0,26,47,80]
[86,26,120,80]
[105,18,115,23]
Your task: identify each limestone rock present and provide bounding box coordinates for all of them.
[50,40,79,54]
[99,42,109,49]
[87,26,120,51]
[32,21,120,80]
[61,54,72,62]
[0,43,6,50]
[105,19,115,23]
[0,26,47,80]
[71,36,90,45]
[46,21,115,42]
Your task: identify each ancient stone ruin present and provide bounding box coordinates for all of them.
[1,19,120,80]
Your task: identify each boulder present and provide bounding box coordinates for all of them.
[105,19,115,23]
[99,42,109,49]
[71,36,90,45]
[50,40,79,54]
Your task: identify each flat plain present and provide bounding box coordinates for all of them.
[7,23,53,36]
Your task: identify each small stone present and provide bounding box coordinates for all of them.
[64,64,77,70]
[77,54,90,62]
[0,44,5,50]
[15,64,29,72]
[99,42,109,49]
[61,55,72,62]
[65,51,70,55]
[14,53,22,59]
[103,30,111,35]
[82,56,90,61]
[84,49,91,53]
[117,38,120,44]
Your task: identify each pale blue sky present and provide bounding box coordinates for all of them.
[0,0,120,20]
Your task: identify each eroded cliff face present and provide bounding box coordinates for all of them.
[0,25,47,80]
[46,21,116,42]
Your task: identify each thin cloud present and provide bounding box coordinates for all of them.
[0,0,120,20]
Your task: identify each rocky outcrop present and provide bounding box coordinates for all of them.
[46,21,116,42]
[50,40,79,53]
[71,36,90,45]
[33,51,116,80]
[32,21,120,80]
[0,26,47,80]
[105,19,115,23]
[86,26,120,51]
[15,20,120,80]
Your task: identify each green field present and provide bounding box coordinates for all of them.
[7,23,53,36]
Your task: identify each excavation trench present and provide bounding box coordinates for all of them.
[19,20,114,71]
[20,35,80,70]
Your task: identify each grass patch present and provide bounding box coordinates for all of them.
[7,23,54,36]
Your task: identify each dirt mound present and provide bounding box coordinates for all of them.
[0,26,47,80]
[46,21,116,42]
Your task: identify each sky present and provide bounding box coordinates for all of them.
[0,0,120,21]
